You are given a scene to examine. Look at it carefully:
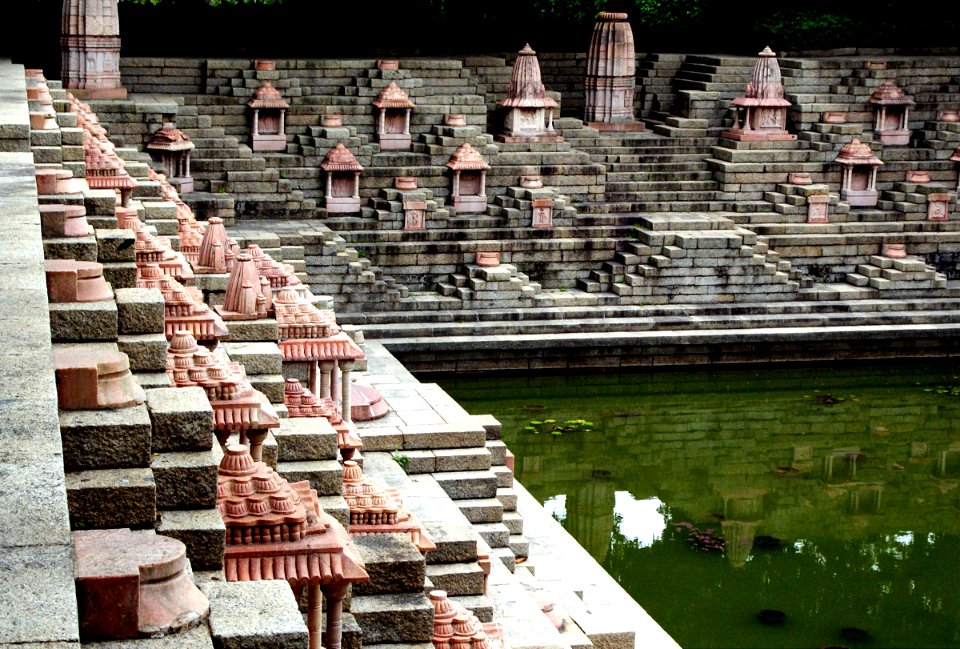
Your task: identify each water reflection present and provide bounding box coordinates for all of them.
[442,363,960,649]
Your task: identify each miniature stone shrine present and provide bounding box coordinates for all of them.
[216,444,368,649]
[283,378,363,460]
[167,330,280,453]
[723,47,795,142]
[194,217,229,274]
[497,44,561,143]
[216,252,270,320]
[373,82,415,150]
[836,139,883,207]
[584,12,643,130]
[447,143,489,214]
[321,143,363,214]
[430,590,505,649]
[869,81,914,145]
[60,0,126,98]
[342,460,436,552]
[39,204,92,238]
[74,528,209,640]
[146,123,195,193]
[138,263,229,342]
[248,81,289,152]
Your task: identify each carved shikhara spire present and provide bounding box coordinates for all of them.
[500,44,557,109]
[746,46,785,100]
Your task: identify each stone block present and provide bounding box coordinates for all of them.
[145,387,215,452]
[157,509,226,571]
[273,417,338,461]
[203,580,308,649]
[222,319,279,342]
[455,498,504,523]
[434,470,498,499]
[96,229,137,262]
[350,592,434,644]
[59,404,152,470]
[248,373,285,404]
[276,459,343,496]
[115,288,165,334]
[43,236,98,263]
[118,333,169,372]
[65,467,156,530]
[434,447,492,472]
[222,342,283,374]
[100,261,138,290]
[425,562,486,596]
[352,534,426,596]
[153,444,223,509]
[48,300,118,342]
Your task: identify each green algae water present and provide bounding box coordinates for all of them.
[439,362,960,649]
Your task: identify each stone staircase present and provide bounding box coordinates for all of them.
[435,263,542,307]
[576,213,799,304]
[845,254,948,295]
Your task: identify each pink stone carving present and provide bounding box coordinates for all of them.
[906,170,930,183]
[723,47,796,142]
[45,259,112,302]
[322,144,364,214]
[404,200,427,230]
[74,528,208,640]
[882,243,907,258]
[321,114,343,128]
[53,346,146,409]
[395,176,418,190]
[60,0,127,98]
[248,82,289,152]
[138,264,229,342]
[476,252,500,267]
[836,139,883,207]
[497,44,561,143]
[430,590,505,649]
[254,60,275,71]
[377,60,399,71]
[927,193,950,222]
[584,12,643,131]
[167,330,280,442]
[447,143,489,214]
[84,133,138,205]
[116,209,195,282]
[938,110,960,123]
[247,244,301,291]
[444,114,467,127]
[868,81,914,146]
[531,198,554,228]
[822,112,846,124]
[373,82,415,150]
[350,380,388,421]
[40,204,92,238]
[216,444,369,649]
[865,61,887,70]
[147,123,195,193]
[807,194,830,224]
[342,460,436,552]
[217,252,269,320]
[788,173,813,185]
[195,217,229,274]
[283,378,363,459]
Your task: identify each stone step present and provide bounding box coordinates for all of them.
[276,459,343,497]
[353,533,426,596]
[272,416,339,462]
[473,522,511,549]
[65,467,155,531]
[349,592,434,645]
[454,497,505,524]
[424,561,486,596]
[156,508,226,571]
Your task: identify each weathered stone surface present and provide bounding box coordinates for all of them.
[59,404,152,470]
[115,288,165,334]
[146,387,215,452]
[156,509,226,571]
[0,545,80,646]
[204,580,307,649]
[350,592,434,644]
[352,533,426,596]
[65,467,156,530]
[153,445,223,509]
